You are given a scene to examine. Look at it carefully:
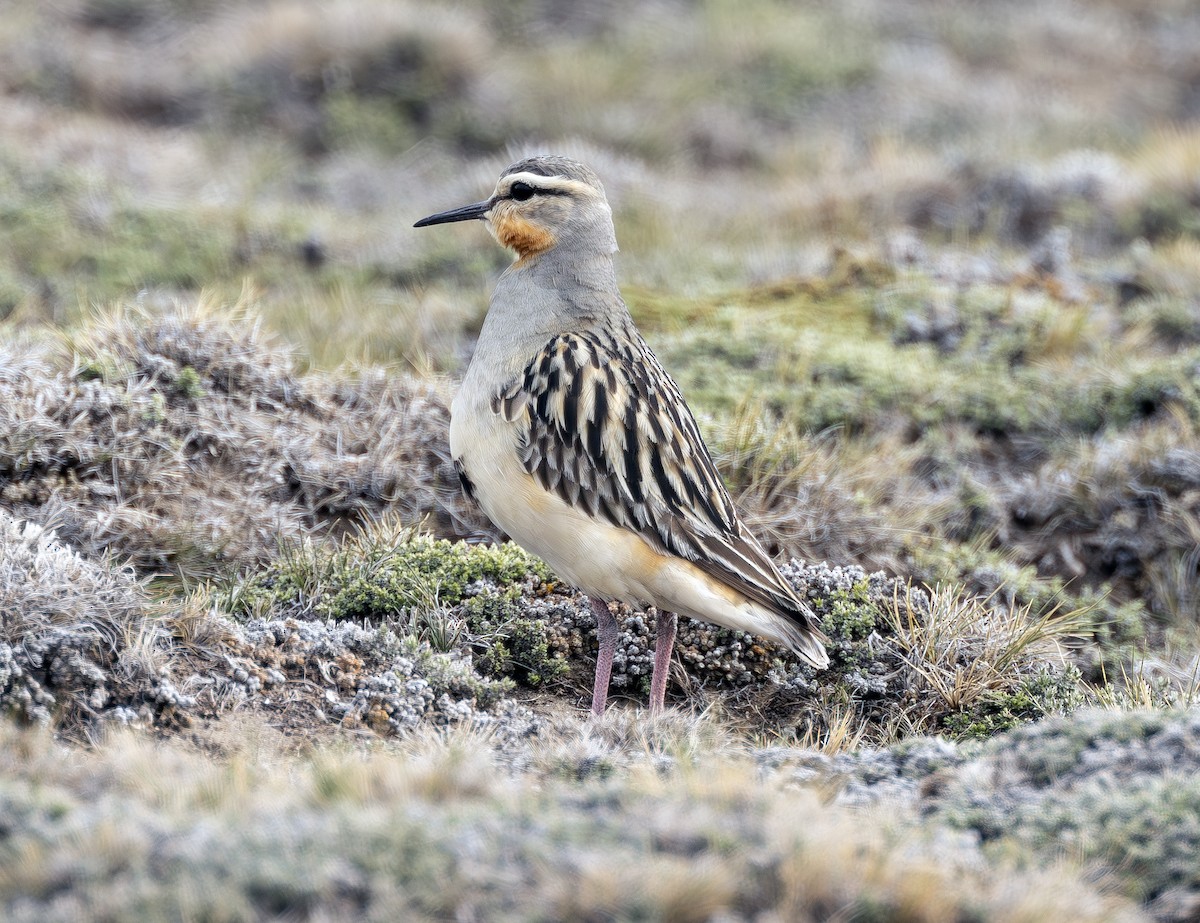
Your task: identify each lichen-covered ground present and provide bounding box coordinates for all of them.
[3,0,1200,919]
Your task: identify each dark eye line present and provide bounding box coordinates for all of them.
[506,181,569,202]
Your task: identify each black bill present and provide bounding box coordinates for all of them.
[413,199,492,228]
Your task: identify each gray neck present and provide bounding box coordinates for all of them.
[511,244,623,324]
[473,242,629,373]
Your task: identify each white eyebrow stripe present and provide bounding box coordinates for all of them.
[498,173,595,198]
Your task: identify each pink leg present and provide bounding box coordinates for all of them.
[649,609,678,714]
[590,598,619,717]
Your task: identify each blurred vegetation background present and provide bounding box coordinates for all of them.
[0,0,1196,359]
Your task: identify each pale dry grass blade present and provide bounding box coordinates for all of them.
[886,583,1090,719]
[789,704,871,755]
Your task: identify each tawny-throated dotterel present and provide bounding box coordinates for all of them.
[415,155,828,715]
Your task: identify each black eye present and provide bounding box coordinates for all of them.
[510,181,536,202]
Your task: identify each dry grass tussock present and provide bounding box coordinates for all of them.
[716,402,930,573]
[885,584,1091,731]
[757,568,1089,745]
[0,298,488,577]
[0,714,1148,923]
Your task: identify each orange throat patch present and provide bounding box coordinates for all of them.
[493,213,556,263]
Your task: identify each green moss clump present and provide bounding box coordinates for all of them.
[173,365,204,400]
[819,580,878,642]
[230,534,551,621]
[941,666,1085,741]
[225,532,563,691]
[316,538,543,621]
[398,635,515,711]
[459,592,568,687]
[73,350,133,385]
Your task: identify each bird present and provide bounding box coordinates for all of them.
[415,155,829,715]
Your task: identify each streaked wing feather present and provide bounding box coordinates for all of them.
[493,328,811,620]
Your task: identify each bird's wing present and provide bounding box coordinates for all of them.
[492,328,812,621]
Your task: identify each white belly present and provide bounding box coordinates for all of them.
[450,392,651,600]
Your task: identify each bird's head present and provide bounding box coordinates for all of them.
[414,155,616,263]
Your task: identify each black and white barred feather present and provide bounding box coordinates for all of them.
[492,322,826,651]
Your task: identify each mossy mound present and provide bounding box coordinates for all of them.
[0,508,544,738]
[220,524,1087,743]
[225,527,565,694]
[231,530,551,620]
